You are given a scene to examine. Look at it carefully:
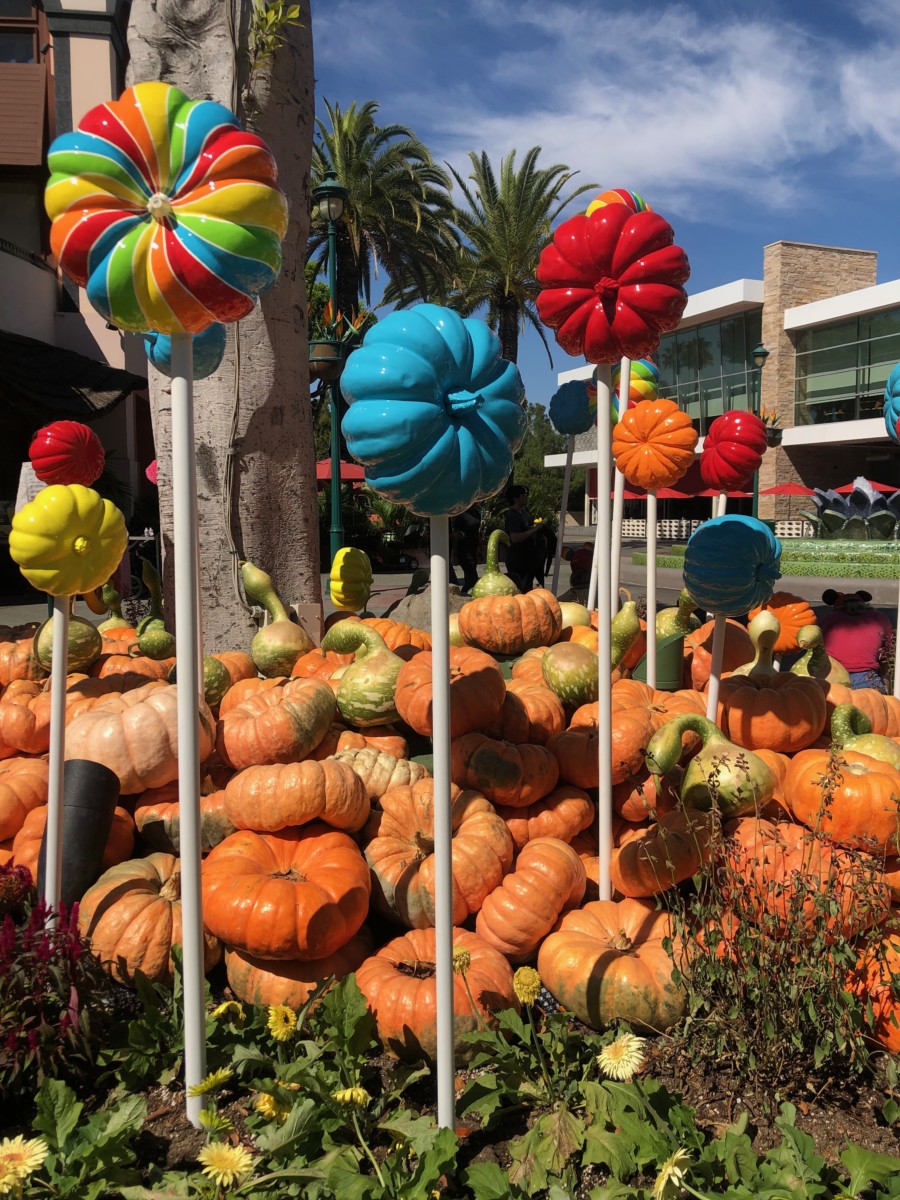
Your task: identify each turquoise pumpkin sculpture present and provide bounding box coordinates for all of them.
[549,379,596,436]
[144,322,227,380]
[683,515,782,616]
[340,304,526,517]
[883,362,900,445]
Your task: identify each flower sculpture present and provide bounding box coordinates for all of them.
[884,362,900,445]
[683,515,782,616]
[699,410,768,491]
[611,398,698,490]
[45,81,288,334]
[10,484,127,596]
[144,322,227,380]
[340,304,526,517]
[549,379,596,436]
[29,421,104,486]
[535,206,690,363]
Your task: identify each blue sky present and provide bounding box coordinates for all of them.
[311,0,900,407]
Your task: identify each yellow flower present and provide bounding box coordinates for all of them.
[0,1160,21,1198]
[267,1004,297,1042]
[254,1092,289,1124]
[332,1086,371,1108]
[277,1079,301,1091]
[198,1109,233,1135]
[197,1142,254,1189]
[597,1032,647,1081]
[653,1148,691,1200]
[187,1066,233,1097]
[0,1136,48,1180]
[513,966,542,1007]
[452,946,471,975]
[210,1000,246,1026]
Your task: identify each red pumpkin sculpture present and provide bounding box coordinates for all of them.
[535,206,690,363]
[700,411,768,491]
[29,420,105,486]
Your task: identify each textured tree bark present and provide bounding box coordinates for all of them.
[126,0,319,650]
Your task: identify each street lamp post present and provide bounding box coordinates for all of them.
[311,170,350,567]
[750,342,769,520]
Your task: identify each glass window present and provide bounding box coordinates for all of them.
[861,306,900,342]
[724,374,749,412]
[656,333,677,392]
[676,329,699,385]
[805,339,857,377]
[697,323,721,379]
[0,1,36,16]
[806,319,856,352]
[0,28,35,61]
[720,317,745,374]
[744,309,762,353]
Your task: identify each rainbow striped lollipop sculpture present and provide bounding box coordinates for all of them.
[611,358,660,406]
[586,188,651,216]
[45,81,288,334]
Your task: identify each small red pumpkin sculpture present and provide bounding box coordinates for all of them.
[29,420,105,486]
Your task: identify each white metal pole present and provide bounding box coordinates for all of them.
[429,515,455,1129]
[594,364,613,902]
[551,436,575,595]
[170,332,206,1128]
[645,491,658,689]
[610,357,631,613]
[705,611,728,722]
[587,520,601,612]
[42,594,69,918]
[716,491,727,518]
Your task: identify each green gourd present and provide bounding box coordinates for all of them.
[242,561,313,679]
[169,655,234,708]
[611,588,641,670]
[136,558,177,660]
[33,614,102,672]
[541,641,599,706]
[471,530,519,598]
[321,622,403,727]
[655,587,700,640]
[645,712,775,819]
[789,625,850,686]
[97,582,131,633]
[729,610,778,678]
[830,703,900,769]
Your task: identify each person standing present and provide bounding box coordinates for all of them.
[503,485,543,592]
[819,589,893,692]
[453,504,480,595]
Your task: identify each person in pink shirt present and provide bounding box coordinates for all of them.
[819,589,893,693]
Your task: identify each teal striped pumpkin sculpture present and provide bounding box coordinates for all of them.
[683,515,781,616]
[884,362,900,445]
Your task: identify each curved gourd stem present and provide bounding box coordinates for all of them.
[82,587,107,616]
[611,587,641,669]
[732,610,779,678]
[831,702,872,744]
[141,556,164,620]
[645,712,727,776]
[471,529,518,598]
[321,621,390,660]
[101,581,125,621]
[790,624,833,679]
[240,560,291,623]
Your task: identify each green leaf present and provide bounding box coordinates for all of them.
[840,1145,900,1195]
[461,1161,518,1200]
[378,1109,443,1157]
[313,975,376,1063]
[34,1077,82,1150]
[508,1122,548,1193]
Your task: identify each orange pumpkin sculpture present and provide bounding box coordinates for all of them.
[747,591,817,654]
[611,398,698,490]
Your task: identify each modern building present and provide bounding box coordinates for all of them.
[0,1,152,597]
[547,241,900,524]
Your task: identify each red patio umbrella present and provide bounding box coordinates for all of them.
[315,458,365,482]
[758,482,815,496]
[833,480,898,494]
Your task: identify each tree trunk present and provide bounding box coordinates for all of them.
[498,296,519,364]
[126,0,320,650]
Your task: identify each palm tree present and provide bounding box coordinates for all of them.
[448,148,596,363]
[309,100,458,319]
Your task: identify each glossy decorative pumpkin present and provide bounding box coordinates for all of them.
[610,809,715,898]
[786,748,900,853]
[884,362,900,446]
[215,677,336,770]
[14,804,135,884]
[0,756,48,840]
[64,681,215,794]
[535,206,690,362]
[484,679,566,745]
[450,732,559,808]
[355,926,518,1061]
[715,671,827,754]
[683,516,782,617]
[202,823,371,960]
[144,321,227,379]
[611,399,697,490]
[747,592,817,655]
[29,420,104,486]
[78,852,221,985]
[495,785,594,852]
[548,378,597,435]
[699,410,767,491]
[457,589,562,657]
[476,837,586,963]
[133,783,236,854]
[394,646,506,738]
[364,778,514,928]
[537,897,685,1031]
[223,758,370,833]
[224,932,373,1008]
[341,304,527,517]
[329,547,373,613]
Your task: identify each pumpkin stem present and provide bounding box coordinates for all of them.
[101,581,125,620]
[470,529,518,598]
[831,702,872,746]
[790,625,833,680]
[321,621,390,661]
[611,595,641,669]
[413,830,435,857]
[160,868,181,902]
[645,713,727,776]
[611,930,633,952]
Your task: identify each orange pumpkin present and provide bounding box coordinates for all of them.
[611,398,698,490]
[133,782,236,854]
[557,624,600,653]
[545,725,599,790]
[485,680,566,745]
[291,647,354,680]
[821,684,900,738]
[450,732,559,808]
[215,678,336,770]
[212,651,257,686]
[333,745,428,800]
[715,671,826,754]
[537,896,685,1031]
[848,921,900,1053]
[91,654,174,680]
[223,758,369,833]
[14,804,135,884]
[360,617,431,652]
[610,808,715,898]
[0,639,44,687]
[0,757,47,840]
[0,687,51,757]
[79,852,221,985]
[355,926,518,1061]
[495,785,594,852]
[457,589,563,657]
[364,778,514,928]
[394,646,506,738]
[476,837,585,963]
[747,591,816,654]
[224,931,373,1008]
[613,767,680,822]
[786,748,900,853]
[571,820,648,901]
[683,619,754,690]
[202,823,371,960]
[510,646,549,685]
[218,675,285,717]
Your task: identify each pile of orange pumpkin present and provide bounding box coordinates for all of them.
[1,582,900,1059]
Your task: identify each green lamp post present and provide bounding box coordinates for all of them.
[750,342,770,520]
[311,169,350,566]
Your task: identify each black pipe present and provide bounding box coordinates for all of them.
[37,759,120,907]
